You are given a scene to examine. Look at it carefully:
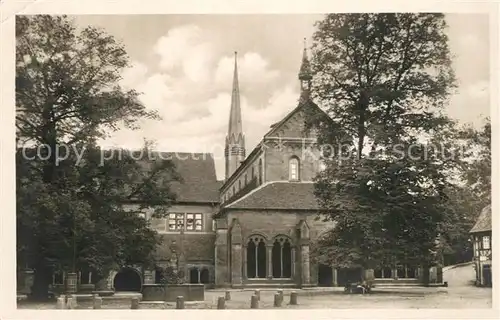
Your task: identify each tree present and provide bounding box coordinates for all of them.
[435,118,491,265]
[309,13,457,282]
[16,15,177,299]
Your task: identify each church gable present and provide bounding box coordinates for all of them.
[264,101,326,141]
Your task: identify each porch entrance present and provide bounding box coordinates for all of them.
[113,268,142,292]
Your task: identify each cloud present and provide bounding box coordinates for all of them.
[448,80,490,127]
[153,25,216,84]
[214,52,280,89]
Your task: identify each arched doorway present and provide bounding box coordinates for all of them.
[113,268,142,292]
[189,268,199,284]
[200,268,210,284]
[318,264,333,287]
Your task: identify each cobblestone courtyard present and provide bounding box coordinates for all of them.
[17,263,491,309]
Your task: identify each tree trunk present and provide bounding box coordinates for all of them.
[356,90,369,160]
[422,264,430,287]
[29,264,51,301]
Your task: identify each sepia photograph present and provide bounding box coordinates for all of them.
[2,2,496,316]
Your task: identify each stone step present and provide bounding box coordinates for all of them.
[240,283,297,288]
[373,283,424,287]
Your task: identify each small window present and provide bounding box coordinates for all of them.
[289,157,299,181]
[252,166,255,178]
[232,185,235,195]
[244,174,248,185]
[239,180,242,190]
[168,213,185,231]
[186,213,203,231]
[482,235,491,249]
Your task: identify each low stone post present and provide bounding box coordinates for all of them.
[93,296,102,309]
[130,297,140,309]
[176,296,185,309]
[224,290,231,301]
[65,297,73,309]
[277,289,284,298]
[56,296,66,309]
[66,296,77,309]
[250,295,259,309]
[277,289,284,304]
[274,293,282,307]
[217,296,226,309]
[254,289,260,301]
[289,291,298,305]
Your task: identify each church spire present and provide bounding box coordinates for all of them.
[298,38,312,102]
[225,51,246,180]
[228,51,242,139]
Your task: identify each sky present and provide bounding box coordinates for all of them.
[72,14,490,180]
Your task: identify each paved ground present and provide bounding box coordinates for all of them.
[17,263,491,309]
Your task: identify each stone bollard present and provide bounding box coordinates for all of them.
[130,297,140,309]
[56,296,66,309]
[176,296,185,309]
[277,289,284,304]
[217,296,226,309]
[254,289,260,301]
[66,297,73,309]
[66,297,78,309]
[224,290,231,301]
[93,297,102,309]
[274,293,282,307]
[289,291,298,305]
[277,289,284,298]
[250,295,259,309]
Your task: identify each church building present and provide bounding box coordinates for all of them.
[29,44,442,295]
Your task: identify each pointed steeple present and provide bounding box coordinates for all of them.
[228,51,242,140]
[225,51,246,180]
[298,38,312,102]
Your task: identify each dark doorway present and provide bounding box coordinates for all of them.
[336,268,362,286]
[483,265,492,287]
[113,268,142,292]
[154,267,164,284]
[318,264,333,287]
[189,268,199,284]
[200,269,210,284]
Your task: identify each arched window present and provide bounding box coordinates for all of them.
[247,236,267,278]
[289,157,300,181]
[272,236,292,278]
[258,159,263,185]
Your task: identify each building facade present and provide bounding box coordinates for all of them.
[471,204,492,287]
